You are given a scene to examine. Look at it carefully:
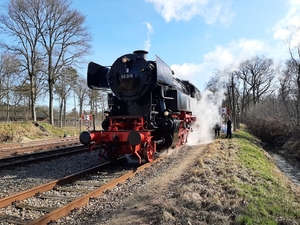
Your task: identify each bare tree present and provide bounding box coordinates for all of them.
[231,67,251,117]
[0,53,21,121]
[89,90,108,124]
[55,67,78,127]
[74,77,89,132]
[279,60,298,119]
[0,0,91,125]
[205,71,227,93]
[35,0,91,125]
[285,27,300,125]
[237,56,276,105]
[0,1,45,121]
[280,58,300,125]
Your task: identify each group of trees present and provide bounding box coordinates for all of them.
[1,0,300,146]
[206,26,300,144]
[0,0,105,126]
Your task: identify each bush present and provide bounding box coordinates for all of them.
[245,117,291,143]
[243,102,294,145]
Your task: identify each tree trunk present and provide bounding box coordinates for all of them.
[59,98,63,128]
[63,97,67,127]
[296,67,300,126]
[30,75,37,122]
[49,79,54,125]
[231,75,236,131]
[5,95,9,123]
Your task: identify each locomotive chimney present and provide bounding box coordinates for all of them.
[133,50,148,59]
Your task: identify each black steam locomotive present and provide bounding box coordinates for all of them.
[79,50,200,163]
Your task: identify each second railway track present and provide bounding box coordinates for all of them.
[0,137,85,169]
[0,145,86,169]
[0,137,80,159]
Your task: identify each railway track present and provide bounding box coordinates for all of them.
[0,137,80,159]
[0,156,164,225]
[0,145,86,169]
[0,137,85,169]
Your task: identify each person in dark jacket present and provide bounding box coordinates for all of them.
[213,123,221,137]
[226,117,232,138]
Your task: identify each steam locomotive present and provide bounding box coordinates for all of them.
[79,50,201,164]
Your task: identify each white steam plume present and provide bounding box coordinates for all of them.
[143,22,154,51]
[187,89,225,145]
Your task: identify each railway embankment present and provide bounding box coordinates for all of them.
[0,121,78,143]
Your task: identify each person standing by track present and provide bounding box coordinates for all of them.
[225,117,232,138]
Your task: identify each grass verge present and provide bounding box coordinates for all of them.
[233,129,300,224]
[161,127,300,225]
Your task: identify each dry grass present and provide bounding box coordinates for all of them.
[0,121,78,143]
[156,131,300,225]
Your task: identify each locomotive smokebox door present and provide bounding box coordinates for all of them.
[109,52,153,101]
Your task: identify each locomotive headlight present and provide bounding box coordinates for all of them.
[122,56,129,63]
[104,111,109,117]
[163,110,170,116]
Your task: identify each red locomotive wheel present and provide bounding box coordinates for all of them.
[143,142,154,163]
[177,134,183,146]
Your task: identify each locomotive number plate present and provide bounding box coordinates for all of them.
[120,73,134,79]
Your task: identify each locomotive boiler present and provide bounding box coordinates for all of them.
[79,50,201,164]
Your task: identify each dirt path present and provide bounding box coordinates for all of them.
[100,144,208,225]
[57,139,239,225]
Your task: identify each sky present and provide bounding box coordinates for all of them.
[69,0,300,142]
[71,0,298,92]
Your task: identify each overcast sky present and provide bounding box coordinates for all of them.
[69,0,300,91]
